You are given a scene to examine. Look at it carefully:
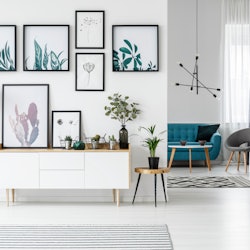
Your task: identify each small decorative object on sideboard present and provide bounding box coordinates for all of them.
[64,136,72,150]
[104,93,140,149]
[139,125,166,169]
[199,140,206,146]
[108,135,117,150]
[73,140,85,150]
[91,134,100,149]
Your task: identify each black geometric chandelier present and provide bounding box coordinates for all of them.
[175,0,221,98]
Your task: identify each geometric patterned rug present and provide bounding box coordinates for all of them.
[167,176,250,188]
[0,224,174,249]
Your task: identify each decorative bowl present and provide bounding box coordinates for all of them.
[199,140,206,146]
[180,140,187,146]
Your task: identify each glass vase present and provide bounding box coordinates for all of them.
[119,125,128,149]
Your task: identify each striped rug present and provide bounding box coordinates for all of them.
[0,224,173,249]
[167,176,250,188]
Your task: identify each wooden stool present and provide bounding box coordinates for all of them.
[132,167,170,207]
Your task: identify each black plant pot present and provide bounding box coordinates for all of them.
[148,157,159,169]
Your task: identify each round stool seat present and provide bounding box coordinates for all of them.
[134,167,170,175]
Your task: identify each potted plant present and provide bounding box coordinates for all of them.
[64,135,72,150]
[91,134,100,149]
[138,125,166,169]
[108,135,117,150]
[104,93,141,149]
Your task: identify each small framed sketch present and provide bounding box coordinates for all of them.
[112,25,159,72]
[23,25,69,71]
[52,111,81,148]
[2,84,49,148]
[0,25,16,71]
[75,10,104,49]
[75,53,104,91]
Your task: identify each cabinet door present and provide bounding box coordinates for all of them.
[85,152,130,189]
[0,153,39,188]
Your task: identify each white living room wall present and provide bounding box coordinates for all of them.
[0,0,167,201]
[168,0,221,123]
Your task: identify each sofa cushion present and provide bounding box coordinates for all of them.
[196,124,220,141]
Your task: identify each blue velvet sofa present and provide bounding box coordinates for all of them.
[167,123,221,161]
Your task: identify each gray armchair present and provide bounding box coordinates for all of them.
[225,128,250,173]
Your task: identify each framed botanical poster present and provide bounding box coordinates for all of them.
[112,25,159,72]
[75,11,104,49]
[23,25,69,71]
[52,111,81,148]
[2,84,49,148]
[75,53,104,91]
[0,25,16,71]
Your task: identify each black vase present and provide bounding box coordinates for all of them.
[148,157,159,169]
[119,125,128,149]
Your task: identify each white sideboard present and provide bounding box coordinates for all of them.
[0,148,130,206]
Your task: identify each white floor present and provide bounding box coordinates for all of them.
[0,163,250,250]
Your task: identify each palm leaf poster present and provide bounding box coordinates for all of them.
[23,25,69,71]
[0,25,16,71]
[112,25,159,72]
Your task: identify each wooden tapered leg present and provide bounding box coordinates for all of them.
[237,152,241,171]
[243,151,247,173]
[204,148,211,171]
[189,148,192,173]
[112,189,116,203]
[6,189,9,207]
[167,148,176,171]
[116,189,120,207]
[225,151,234,172]
[12,189,15,203]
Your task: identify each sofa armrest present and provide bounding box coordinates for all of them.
[209,131,221,160]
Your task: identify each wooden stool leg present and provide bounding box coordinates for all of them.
[112,189,116,203]
[161,174,167,202]
[132,174,141,204]
[116,189,120,207]
[237,152,241,171]
[225,152,234,171]
[154,174,157,207]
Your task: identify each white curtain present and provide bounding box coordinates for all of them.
[221,0,250,160]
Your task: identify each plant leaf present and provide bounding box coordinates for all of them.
[124,39,133,51]
[43,44,49,70]
[50,51,60,70]
[119,47,131,54]
[123,57,132,66]
[34,40,42,70]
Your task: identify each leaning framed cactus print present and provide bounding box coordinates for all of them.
[2,84,49,148]
[112,25,159,72]
[0,25,16,71]
[23,25,69,71]
[75,11,104,49]
[75,53,104,91]
[52,110,81,148]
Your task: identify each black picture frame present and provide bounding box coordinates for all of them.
[2,84,49,148]
[23,25,69,71]
[52,110,81,148]
[0,25,16,71]
[75,10,105,49]
[112,25,159,72]
[75,53,105,91]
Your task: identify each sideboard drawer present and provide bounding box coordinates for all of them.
[39,153,84,170]
[40,170,84,188]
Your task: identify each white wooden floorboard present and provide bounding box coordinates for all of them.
[0,164,249,250]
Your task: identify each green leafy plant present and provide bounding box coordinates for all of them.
[104,93,140,125]
[0,42,15,71]
[113,39,156,71]
[64,135,72,141]
[139,125,166,157]
[109,135,116,142]
[91,134,100,142]
[25,40,68,70]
